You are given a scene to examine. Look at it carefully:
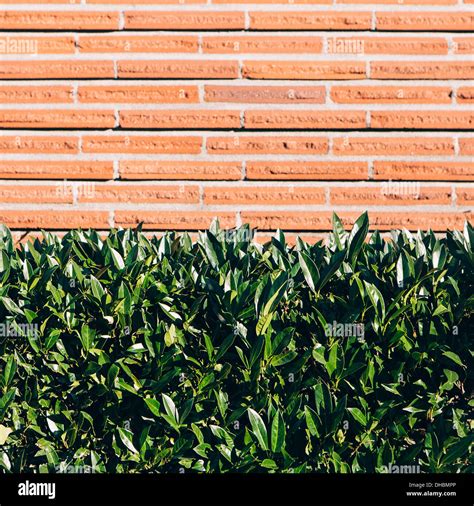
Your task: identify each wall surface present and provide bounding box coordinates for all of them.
[0,0,473,242]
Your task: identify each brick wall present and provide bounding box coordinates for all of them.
[0,1,473,242]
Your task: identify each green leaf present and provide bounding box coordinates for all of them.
[162,394,179,425]
[270,410,285,453]
[442,351,464,368]
[347,407,367,427]
[298,251,319,292]
[304,406,320,437]
[117,427,138,455]
[145,398,161,417]
[248,408,268,451]
[3,355,16,387]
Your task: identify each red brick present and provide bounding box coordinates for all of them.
[459,138,474,155]
[453,37,474,54]
[119,110,241,129]
[0,110,115,129]
[118,60,238,79]
[0,185,72,204]
[207,136,328,154]
[0,86,73,104]
[125,11,245,30]
[365,212,471,231]
[338,0,456,4]
[246,162,368,180]
[0,211,110,230]
[245,110,366,129]
[119,161,242,181]
[0,136,78,154]
[373,162,474,181]
[0,61,114,79]
[78,35,198,53]
[371,61,474,79]
[241,211,333,230]
[215,0,331,3]
[371,111,474,130]
[204,186,326,205]
[202,36,322,54]
[331,85,451,104]
[250,12,371,30]
[0,36,74,54]
[327,36,448,55]
[205,85,325,104]
[376,12,474,31]
[82,135,202,154]
[457,87,474,103]
[0,161,113,180]
[243,61,366,79]
[115,211,236,230]
[78,85,198,104]
[88,0,206,3]
[330,186,452,206]
[77,184,200,204]
[456,188,474,205]
[333,137,454,155]
[0,11,119,30]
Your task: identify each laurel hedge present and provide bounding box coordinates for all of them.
[0,213,472,474]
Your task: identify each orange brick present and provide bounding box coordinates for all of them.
[246,162,368,180]
[202,36,323,54]
[119,161,242,181]
[330,186,452,206]
[205,86,325,104]
[0,11,119,30]
[88,0,206,3]
[376,12,474,31]
[0,211,110,230]
[204,186,326,205]
[78,184,200,204]
[115,211,236,230]
[0,161,113,180]
[459,138,474,155]
[125,11,245,29]
[373,162,474,181]
[245,111,366,129]
[243,61,366,79]
[331,86,451,104]
[456,188,474,205]
[0,136,78,154]
[333,137,454,155]
[0,61,114,79]
[371,111,474,130]
[327,36,448,54]
[458,86,474,102]
[250,12,371,30]
[0,185,72,204]
[78,35,198,53]
[119,110,241,129]
[371,61,474,80]
[365,212,470,231]
[0,36,74,55]
[215,0,332,3]
[241,211,333,230]
[338,0,456,4]
[82,135,202,154]
[78,85,198,104]
[0,110,115,129]
[2,0,82,2]
[207,136,328,154]
[0,86,73,104]
[453,37,474,54]
[118,60,238,79]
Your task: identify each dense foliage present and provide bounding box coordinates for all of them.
[0,213,472,474]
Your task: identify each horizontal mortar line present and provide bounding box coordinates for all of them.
[1,129,471,137]
[0,104,472,111]
[1,179,472,187]
[0,79,470,86]
[0,203,471,212]
[3,3,472,9]
[1,53,473,60]
[2,29,473,37]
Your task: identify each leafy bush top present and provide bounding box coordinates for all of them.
[0,214,472,473]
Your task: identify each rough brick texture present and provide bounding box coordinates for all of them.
[0,1,472,235]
